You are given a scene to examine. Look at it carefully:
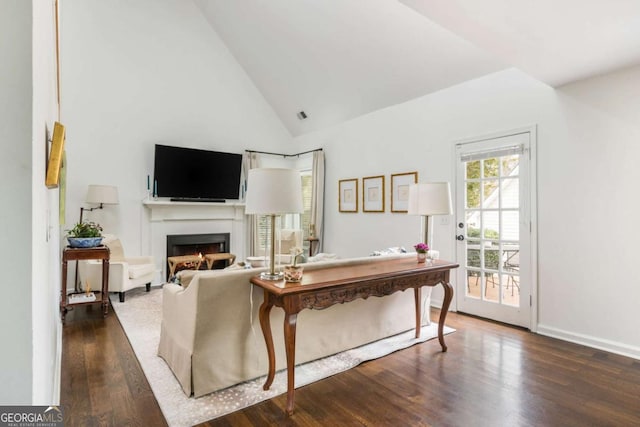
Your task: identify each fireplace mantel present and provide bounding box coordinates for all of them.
[143,199,245,222]
[143,199,247,280]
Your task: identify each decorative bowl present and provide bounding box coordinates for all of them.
[284,265,303,282]
[67,237,103,248]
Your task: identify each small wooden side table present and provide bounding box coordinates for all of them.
[203,253,236,270]
[167,255,203,277]
[60,246,110,322]
[306,237,319,256]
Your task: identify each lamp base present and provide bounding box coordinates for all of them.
[259,271,284,281]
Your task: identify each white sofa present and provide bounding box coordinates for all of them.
[158,253,432,398]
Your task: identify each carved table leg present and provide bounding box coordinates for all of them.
[437,280,454,352]
[414,287,422,339]
[259,291,275,390]
[284,311,298,416]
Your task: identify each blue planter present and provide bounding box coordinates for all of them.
[67,237,103,248]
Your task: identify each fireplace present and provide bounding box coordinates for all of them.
[166,233,230,278]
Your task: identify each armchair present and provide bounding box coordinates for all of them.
[253,229,303,265]
[275,228,303,264]
[79,235,156,302]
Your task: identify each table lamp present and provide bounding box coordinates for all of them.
[245,168,303,280]
[407,182,453,254]
[80,184,119,223]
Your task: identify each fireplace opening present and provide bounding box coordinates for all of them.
[166,233,230,279]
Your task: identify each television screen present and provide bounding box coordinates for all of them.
[153,144,242,201]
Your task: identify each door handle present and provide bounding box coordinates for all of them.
[456,235,465,241]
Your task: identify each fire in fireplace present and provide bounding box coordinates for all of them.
[166,233,230,279]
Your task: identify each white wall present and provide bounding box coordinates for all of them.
[294,67,640,359]
[295,69,559,259]
[60,0,292,271]
[0,0,61,405]
[537,65,640,356]
[57,0,640,362]
[0,0,33,404]
[32,0,64,404]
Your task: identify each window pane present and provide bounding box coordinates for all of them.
[466,211,480,235]
[502,273,520,306]
[483,180,499,208]
[467,248,481,268]
[502,211,519,241]
[255,215,270,255]
[501,155,520,177]
[484,272,499,303]
[300,173,312,237]
[482,211,500,240]
[466,160,480,179]
[501,177,519,209]
[484,249,500,270]
[466,271,480,299]
[503,245,520,271]
[466,182,480,208]
[483,158,499,178]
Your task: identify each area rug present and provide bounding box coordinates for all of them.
[110,287,455,427]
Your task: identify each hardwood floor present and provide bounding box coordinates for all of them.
[60,303,167,427]
[61,303,640,426]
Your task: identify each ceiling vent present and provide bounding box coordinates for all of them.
[297,111,308,120]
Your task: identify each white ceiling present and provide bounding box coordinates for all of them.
[194,0,640,136]
[402,0,640,86]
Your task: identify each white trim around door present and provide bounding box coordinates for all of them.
[452,126,538,330]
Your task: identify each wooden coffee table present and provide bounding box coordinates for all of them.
[167,254,202,277]
[250,257,458,415]
[203,253,236,270]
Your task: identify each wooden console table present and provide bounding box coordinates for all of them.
[60,246,110,322]
[251,257,458,415]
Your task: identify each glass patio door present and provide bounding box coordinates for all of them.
[455,132,532,328]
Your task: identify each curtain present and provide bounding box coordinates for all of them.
[310,150,325,255]
[242,152,259,256]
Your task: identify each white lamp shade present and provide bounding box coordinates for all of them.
[407,182,452,216]
[85,185,119,205]
[245,168,303,214]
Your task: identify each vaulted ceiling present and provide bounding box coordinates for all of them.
[194,0,640,136]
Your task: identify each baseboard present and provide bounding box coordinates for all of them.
[429,298,446,310]
[537,323,640,361]
[432,299,640,360]
[53,323,62,405]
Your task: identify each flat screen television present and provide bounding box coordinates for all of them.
[153,144,243,201]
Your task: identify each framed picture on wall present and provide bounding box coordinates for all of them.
[338,178,358,212]
[45,121,66,188]
[391,171,418,212]
[363,175,385,213]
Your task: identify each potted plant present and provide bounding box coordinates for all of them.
[414,242,429,263]
[66,221,104,248]
[283,247,304,282]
